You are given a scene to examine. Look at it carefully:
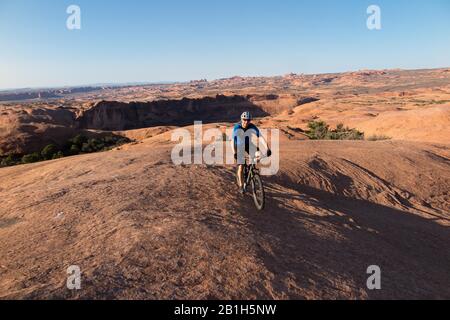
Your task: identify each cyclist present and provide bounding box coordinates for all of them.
[231,111,272,192]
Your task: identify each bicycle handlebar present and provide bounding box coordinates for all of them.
[244,154,270,163]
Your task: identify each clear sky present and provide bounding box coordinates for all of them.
[0,0,449,89]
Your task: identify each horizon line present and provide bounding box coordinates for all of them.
[1,66,449,93]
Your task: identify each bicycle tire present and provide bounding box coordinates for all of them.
[251,174,265,211]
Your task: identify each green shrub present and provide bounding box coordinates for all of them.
[22,152,41,164]
[1,154,18,166]
[2,134,133,168]
[71,134,88,147]
[70,144,81,155]
[367,134,392,141]
[52,151,65,159]
[306,120,329,140]
[116,137,131,145]
[81,143,93,153]
[41,144,58,160]
[103,135,116,144]
[306,120,364,140]
[331,123,364,140]
[88,138,105,151]
[88,138,99,146]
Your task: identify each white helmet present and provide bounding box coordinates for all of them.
[241,111,252,120]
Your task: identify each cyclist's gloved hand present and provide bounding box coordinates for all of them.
[267,149,272,157]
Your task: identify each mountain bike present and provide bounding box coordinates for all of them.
[236,154,266,211]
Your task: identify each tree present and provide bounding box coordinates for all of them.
[306,120,329,140]
[88,138,104,151]
[71,134,88,147]
[41,144,58,160]
[52,151,65,159]
[22,152,41,164]
[1,154,17,166]
[81,143,92,153]
[70,144,80,155]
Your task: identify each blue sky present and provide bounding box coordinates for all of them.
[0,0,449,89]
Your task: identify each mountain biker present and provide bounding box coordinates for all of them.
[231,111,272,191]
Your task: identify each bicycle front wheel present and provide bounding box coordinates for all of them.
[251,174,265,211]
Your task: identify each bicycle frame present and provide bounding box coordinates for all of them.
[243,155,265,187]
[244,163,257,186]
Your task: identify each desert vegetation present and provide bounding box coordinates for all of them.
[366,134,392,141]
[305,120,365,140]
[0,134,131,167]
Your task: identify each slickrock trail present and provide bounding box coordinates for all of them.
[0,131,449,299]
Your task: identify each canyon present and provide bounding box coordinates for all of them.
[1,68,449,155]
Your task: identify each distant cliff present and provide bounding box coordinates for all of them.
[76,95,268,130]
[0,95,270,154]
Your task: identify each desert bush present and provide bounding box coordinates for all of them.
[331,123,364,140]
[52,151,65,159]
[70,144,81,155]
[71,134,88,147]
[41,144,59,160]
[116,137,131,145]
[1,154,18,167]
[367,134,392,141]
[88,138,100,147]
[22,152,41,164]
[306,121,364,140]
[306,120,329,140]
[81,142,93,153]
[2,134,132,168]
[103,135,116,144]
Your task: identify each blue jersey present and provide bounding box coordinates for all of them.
[232,123,260,147]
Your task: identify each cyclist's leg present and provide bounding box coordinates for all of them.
[235,141,246,189]
[237,164,244,188]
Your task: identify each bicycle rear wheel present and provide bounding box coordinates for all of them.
[251,174,265,211]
